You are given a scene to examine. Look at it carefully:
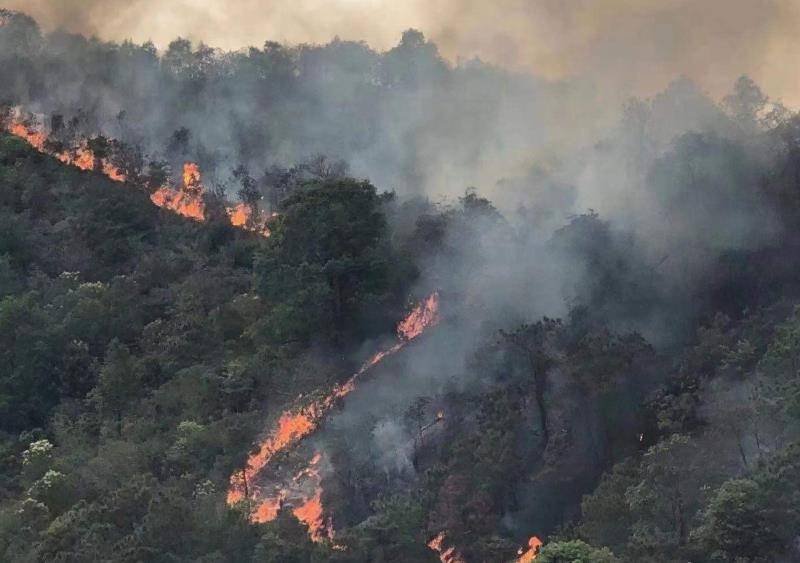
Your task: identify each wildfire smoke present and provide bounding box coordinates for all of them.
[227,292,441,539]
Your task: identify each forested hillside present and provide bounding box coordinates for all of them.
[4,7,800,563]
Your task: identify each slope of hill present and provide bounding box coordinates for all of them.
[6,7,800,562]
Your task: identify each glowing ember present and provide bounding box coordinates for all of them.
[516,536,543,563]
[227,293,442,540]
[428,532,466,563]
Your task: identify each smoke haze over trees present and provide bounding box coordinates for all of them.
[4,6,800,562]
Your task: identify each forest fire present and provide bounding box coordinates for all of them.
[248,452,329,540]
[428,532,465,563]
[398,292,440,340]
[8,121,112,177]
[226,204,275,236]
[182,161,201,188]
[516,536,543,562]
[150,162,206,222]
[4,113,272,235]
[9,122,47,151]
[227,292,441,538]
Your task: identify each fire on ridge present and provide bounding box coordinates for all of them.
[4,114,273,236]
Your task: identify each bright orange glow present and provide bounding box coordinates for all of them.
[102,161,126,182]
[291,488,324,539]
[253,495,283,522]
[9,122,47,150]
[5,115,273,236]
[428,532,466,563]
[226,203,272,236]
[149,163,207,222]
[182,161,201,190]
[250,451,328,540]
[398,292,440,340]
[516,536,543,563]
[227,203,249,227]
[8,121,117,176]
[227,293,442,541]
[71,145,94,171]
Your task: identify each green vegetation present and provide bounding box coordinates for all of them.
[5,8,800,563]
[0,134,413,561]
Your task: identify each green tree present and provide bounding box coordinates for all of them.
[625,435,706,558]
[90,339,141,435]
[692,478,784,562]
[537,539,618,563]
[0,293,60,430]
[578,459,639,552]
[723,76,768,133]
[253,507,321,563]
[255,178,407,345]
[333,494,437,562]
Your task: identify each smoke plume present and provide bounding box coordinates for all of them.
[8,0,800,105]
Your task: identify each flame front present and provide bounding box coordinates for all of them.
[149,162,206,221]
[5,114,272,235]
[516,536,543,563]
[9,122,47,151]
[397,292,440,340]
[427,532,466,563]
[6,112,444,546]
[8,122,113,178]
[227,292,441,539]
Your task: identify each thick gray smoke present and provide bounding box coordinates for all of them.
[2,5,796,545]
[8,0,800,106]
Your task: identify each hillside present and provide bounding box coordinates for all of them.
[4,7,800,563]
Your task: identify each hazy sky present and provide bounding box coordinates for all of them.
[7,0,800,105]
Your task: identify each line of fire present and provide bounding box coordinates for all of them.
[1,108,543,562]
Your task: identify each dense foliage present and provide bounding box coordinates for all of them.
[5,8,800,563]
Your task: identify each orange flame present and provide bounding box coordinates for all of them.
[226,203,273,236]
[428,532,466,563]
[182,161,201,190]
[227,203,249,227]
[248,453,328,540]
[291,488,325,539]
[8,121,120,177]
[70,144,95,171]
[516,536,543,563]
[149,162,206,221]
[5,115,274,235]
[227,293,441,539]
[9,122,47,151]
[398,292,440,340]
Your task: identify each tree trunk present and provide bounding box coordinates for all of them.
[531,358,550,448]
